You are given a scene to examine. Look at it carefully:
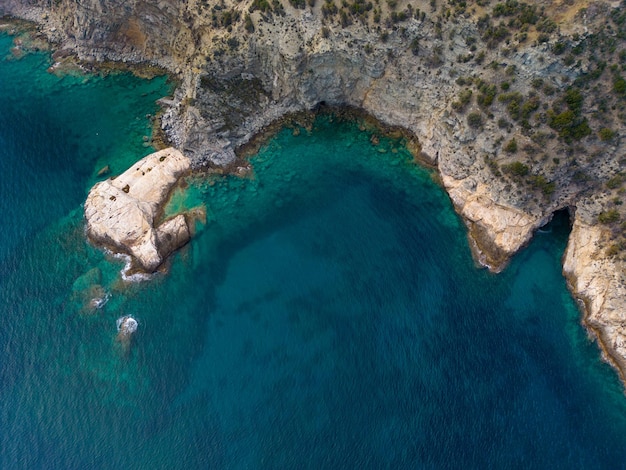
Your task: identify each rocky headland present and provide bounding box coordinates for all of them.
[84,147,192,273]
[3,0,626,382]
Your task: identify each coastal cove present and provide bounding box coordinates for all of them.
[3,34,626,468]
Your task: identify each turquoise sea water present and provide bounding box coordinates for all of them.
[2,33,626,469]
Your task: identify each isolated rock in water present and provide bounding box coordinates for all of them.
[116,315,138,355]
[116,315,138,339]
[84,147,192,272]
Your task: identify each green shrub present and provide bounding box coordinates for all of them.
[244,14,255,32]
[249,0,272,13]
[564,88,584,114]
[467,112,483,128]
[503,161,529,177]
[504,138,518,153]
[529,174,555,195]
[614,76,626,95]
[552,42,566,55]
[599,128,616,141]
[606,244,621,257]
[606,174,624,189]
[598,209,620,224]
[548,110,591,141]
[452,89,473,111]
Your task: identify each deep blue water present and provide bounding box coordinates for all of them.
[2,33,626,469]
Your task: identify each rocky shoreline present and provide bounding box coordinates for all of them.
[3,0,626,384]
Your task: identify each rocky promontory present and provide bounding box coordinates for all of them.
[84,148,191,273]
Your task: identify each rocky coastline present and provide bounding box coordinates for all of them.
[3,0,626,383]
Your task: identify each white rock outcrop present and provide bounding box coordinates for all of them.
[563,216,626,381]
[85,147,191,272]
[442,173,548,271]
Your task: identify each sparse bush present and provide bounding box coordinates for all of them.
[599,209,620,224]
[452,88,473,111]
[322,0,338,16]
[504,138,518,153]
[529,175,555,195]
[614,75,626,95]
[244,14,255,32]
[531,78,544,89]
[599,128,616,142]
[467,111,483,128]
[226,36,240,49]
[503,161,529,177]
[606,244,621,257]
[606,174,624,189]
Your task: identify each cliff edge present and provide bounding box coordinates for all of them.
[564,211,626,382]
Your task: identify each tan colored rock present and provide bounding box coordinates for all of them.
[442,173,547,271]
[563,216,626,382]
[85,148,191,272]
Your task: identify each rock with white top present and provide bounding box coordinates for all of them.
[84,147,191,272]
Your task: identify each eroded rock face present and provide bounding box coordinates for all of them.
[563,216,626,381]
[84,148,191,272]
[442,174,551,271]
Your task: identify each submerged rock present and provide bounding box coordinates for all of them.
[116,315,138,355]
[70,267,108,314]
[116,315,138,338]
[84,147,192,273]
[96,164,110,176]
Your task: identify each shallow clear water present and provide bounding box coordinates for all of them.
[2,34,626,469]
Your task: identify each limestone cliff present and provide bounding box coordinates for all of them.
[564,211,626,382]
